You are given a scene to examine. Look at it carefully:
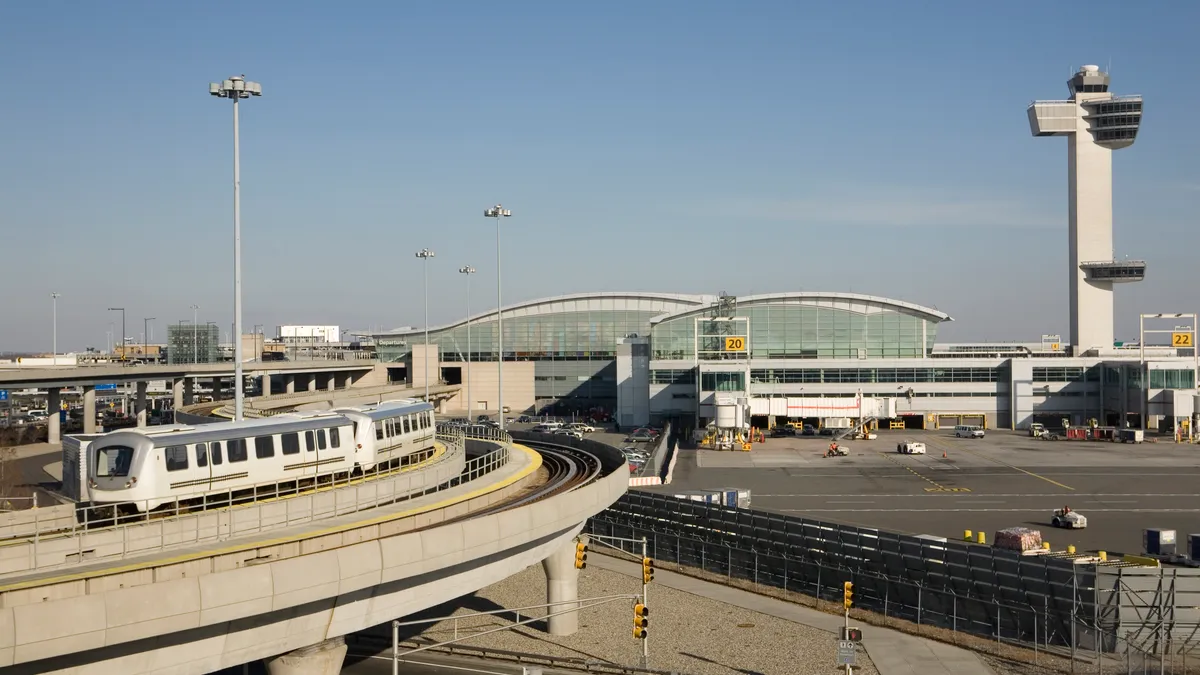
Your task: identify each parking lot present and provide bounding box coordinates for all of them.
[648,428,1200,554]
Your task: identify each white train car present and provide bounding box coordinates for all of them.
[87,399,438,512]
[334,399,437,472]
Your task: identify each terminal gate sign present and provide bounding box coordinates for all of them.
[724,337,746,352]
[1172,332,1194,348]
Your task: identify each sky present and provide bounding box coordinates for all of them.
[1,1,1196,352]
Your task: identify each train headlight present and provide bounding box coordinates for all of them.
[124,481,132,488]
[88,479,97,488]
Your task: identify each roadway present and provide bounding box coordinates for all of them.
[650,429,1200,554]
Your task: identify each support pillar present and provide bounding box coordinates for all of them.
[285,375,296,394]
[264,637,346,675]
[262,374,272,397]
[82,385,97,434]
[342,372,354,389]
[307,374,317,392]
[47,388,62,445]
[183,378,195,406]
[211,378,223,401]
[172,378,185,410]
[541,539,582,636]
[135,381,148,427]
[326,373,335,392]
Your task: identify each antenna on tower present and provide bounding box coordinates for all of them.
[1107,56,1112,75]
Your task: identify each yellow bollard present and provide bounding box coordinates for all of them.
[1043,541,1051,550]
[1099,551,1107,561]
[1067,545,1076,554]
[977,531,986,545]
[964,530,973,541]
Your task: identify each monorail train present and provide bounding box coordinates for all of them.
[87,399,436,511]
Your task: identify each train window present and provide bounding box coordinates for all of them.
[317,429,327,450]
[254,436,275,459]
[329,427,341,448]
[96,446,134,477]
[375,424,384,441]
[165,446,188,472]
[196,443,208,468]
[228,439,248,463]
[210,441,223,465]
[281,432,300,455]
[305,430,316,451]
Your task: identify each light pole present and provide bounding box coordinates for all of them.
[209,74,262,422]
[415,249,435,401]
[459,266,476,419]
[484,205,512,428]
[50,293,61,366]
[191,305,199,364]
[108,308,125,362]
[143,317,155,363]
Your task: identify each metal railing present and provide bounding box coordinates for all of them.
[0,430,524,575]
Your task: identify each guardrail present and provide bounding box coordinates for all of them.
[0,430,521,576]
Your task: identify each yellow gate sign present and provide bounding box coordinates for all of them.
[724,336,746,352]
[1172,332,1194,348]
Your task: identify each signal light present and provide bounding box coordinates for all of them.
[841,626,863,642]
[642,557,655,584]
[843,581,855,609]
[633,603,649,639]
[574,541,588,570]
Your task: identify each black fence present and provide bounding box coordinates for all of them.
[589,492,1104,651]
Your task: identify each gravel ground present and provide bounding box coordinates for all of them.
[413,564,879,675]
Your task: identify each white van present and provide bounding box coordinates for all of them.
[532,421,564,433]
[954,425,985,438]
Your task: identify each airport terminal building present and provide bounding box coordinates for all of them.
[368,291,1198,434]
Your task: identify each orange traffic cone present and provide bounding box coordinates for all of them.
[942,451,947,458]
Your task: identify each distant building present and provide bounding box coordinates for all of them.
[278,325,340,346]
[167,324,220,364]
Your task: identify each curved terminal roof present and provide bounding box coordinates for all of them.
[373,291,713,338]
[649,292,953,325]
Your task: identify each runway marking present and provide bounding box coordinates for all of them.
[951,446,1075,491]
[961,500,1007,504]
[827,500,877,504]
[877,452,970,492]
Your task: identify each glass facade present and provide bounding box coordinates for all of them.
[652,302,940,360]
[377,309,668,363]
[750,366,1003,384]
[167,324,220,364]
[1149,369,1196,390]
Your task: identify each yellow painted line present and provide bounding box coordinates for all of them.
[953,446,1075,491]
[878,452,948,490]
[0,444,541,593]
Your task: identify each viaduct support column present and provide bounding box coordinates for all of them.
[47,388,62,445]
[285,375,296,394]
[82,385,97,434]
[135,381,148,427]
[307,374,318,392]
[264,637,346,675]
[183,378,195,406]
[541,539,582,636]
[262,374,272,397]
[326,373,335,392]
[172,378,185,409]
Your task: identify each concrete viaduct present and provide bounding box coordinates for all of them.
[0,429,628,674]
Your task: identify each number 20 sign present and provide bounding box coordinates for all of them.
[724,337,746,352]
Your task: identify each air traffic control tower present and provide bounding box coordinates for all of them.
[1028,65,1144,355]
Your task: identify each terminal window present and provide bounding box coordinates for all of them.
[701,372,745,392]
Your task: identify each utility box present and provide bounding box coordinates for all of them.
[1145,528,1177,556]
[1189,534,1200,561]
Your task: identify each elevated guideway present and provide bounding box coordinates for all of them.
[0,429,628,674]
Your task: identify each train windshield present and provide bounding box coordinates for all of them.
[96,446,135,477]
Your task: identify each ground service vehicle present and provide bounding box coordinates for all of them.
[1051,508,1088,529]
[88,399,437,512]
[897,440,926,454]
[954,425,985,438]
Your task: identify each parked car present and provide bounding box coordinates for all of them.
[802,425,817,436]
[770,426,796,437]
[568,422,595,433]
[554,429,584,440]
[624,431,654,443]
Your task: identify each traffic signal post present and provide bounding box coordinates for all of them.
[583,533,654,669]
[839,582,862,672]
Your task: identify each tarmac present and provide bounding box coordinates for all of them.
[648,428,1200,553]
[589,553,996,675]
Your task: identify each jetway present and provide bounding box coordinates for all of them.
[749,396,897,419]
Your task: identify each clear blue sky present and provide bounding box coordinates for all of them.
[1,1,1196,352]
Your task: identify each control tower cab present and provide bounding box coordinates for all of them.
[1028,65,1144,354]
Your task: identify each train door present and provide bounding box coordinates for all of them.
[304,429,321,480]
